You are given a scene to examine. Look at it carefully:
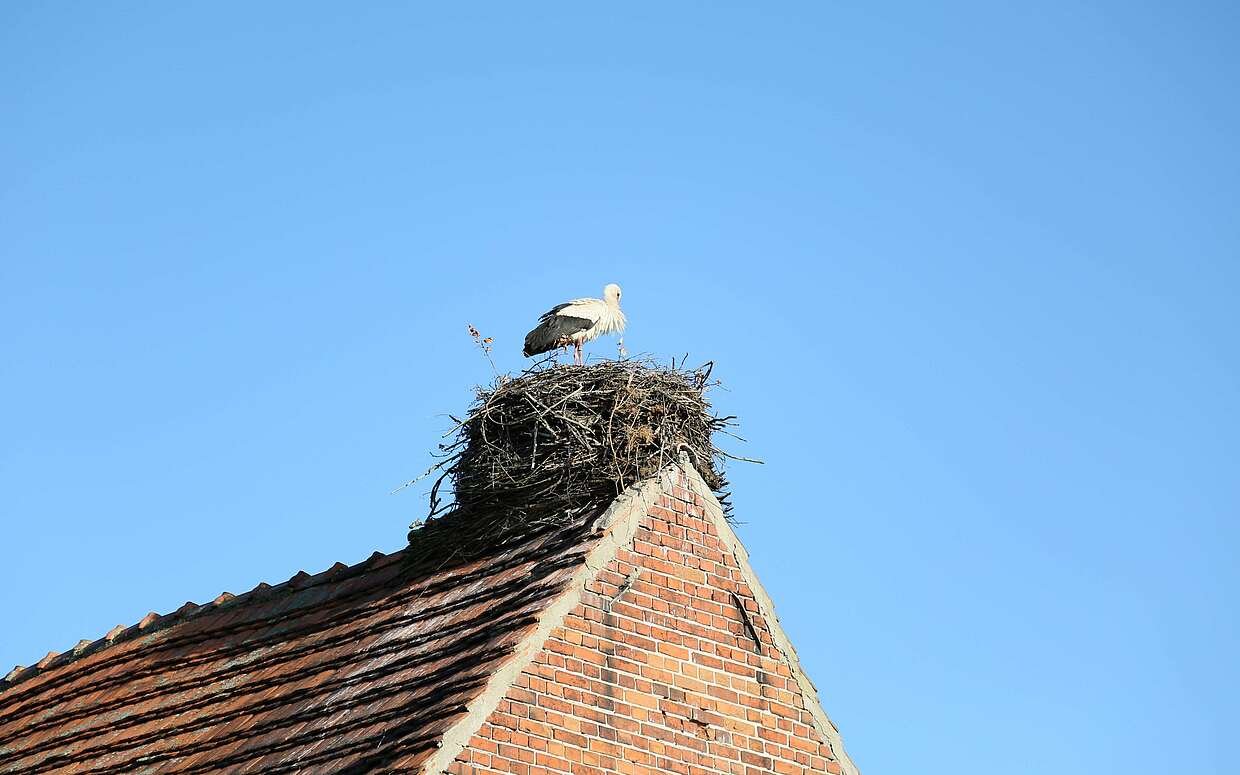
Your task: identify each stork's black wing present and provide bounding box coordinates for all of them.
[523,308,594,357]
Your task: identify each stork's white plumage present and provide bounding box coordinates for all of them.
[523,283,627,365]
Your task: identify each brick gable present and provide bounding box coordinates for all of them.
[437,465,857,775]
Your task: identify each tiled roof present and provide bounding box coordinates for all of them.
[0,505,609,775]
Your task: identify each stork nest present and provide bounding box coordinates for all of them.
[407,360,740,558]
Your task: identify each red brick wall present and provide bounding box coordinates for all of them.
[447,473,844,775]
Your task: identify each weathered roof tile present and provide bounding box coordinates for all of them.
[0,504,606,774]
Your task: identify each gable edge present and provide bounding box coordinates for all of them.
[418,467,676,775]
[678,460,861,775]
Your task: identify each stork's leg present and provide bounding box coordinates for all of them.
[574,341,583,365]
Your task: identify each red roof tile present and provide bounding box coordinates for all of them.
[0,506,608,774]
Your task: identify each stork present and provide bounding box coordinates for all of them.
[523,283,627,365]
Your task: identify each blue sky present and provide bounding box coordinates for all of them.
[2,3,1237,772]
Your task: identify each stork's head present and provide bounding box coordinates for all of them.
[603,283,623,306]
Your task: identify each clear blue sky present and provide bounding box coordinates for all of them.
[2,3,1236,772]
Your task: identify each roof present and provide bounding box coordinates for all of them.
[0,500,612,775]
[0,462,859,775]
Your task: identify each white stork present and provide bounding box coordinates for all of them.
[523,283,627,365]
